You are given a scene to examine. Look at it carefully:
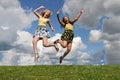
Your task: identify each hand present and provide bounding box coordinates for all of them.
[39,6,45,9]
[80,8,84,13]
[51,27,54,32]
[57,10,61,15]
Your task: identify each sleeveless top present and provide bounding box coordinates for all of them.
[38,17,48,27]
[65,23,73,30]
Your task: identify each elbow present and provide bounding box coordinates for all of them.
[74,18,79,21]
[33,11,36,13]
[34,10,37,13]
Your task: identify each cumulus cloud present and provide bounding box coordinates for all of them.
[62,0,120,30]
[0,0,36,50]
[1,0,119,65]
[0,0,89,65]
[89,30,102,43]
[62,0,120,64]
[0,30,87,65]
[36,34,87,65]
[102,33,120,64]
[0,31,34,66]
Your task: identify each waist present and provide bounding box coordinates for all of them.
[65,27,73,30]
[64,30,73,32]
[38,25,46,28]
[37,26,47,29]
[65,28,73,31]
[38,23,46,27]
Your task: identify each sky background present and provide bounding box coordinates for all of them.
[0,0,120,65]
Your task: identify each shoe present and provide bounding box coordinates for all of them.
[35,55,39,61]
[54,39,59,44]
[60,56,63,64]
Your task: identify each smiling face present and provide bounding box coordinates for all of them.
[43,11,51,18]
[41,10,52,18]
[63,16,69,24]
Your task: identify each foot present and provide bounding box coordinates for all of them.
[60,56,63,64]
[54,39,60,44]
[54,44,59,52]
[35,55,39,61]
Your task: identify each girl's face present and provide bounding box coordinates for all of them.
[63,16,69,24]
[43,11,51,18]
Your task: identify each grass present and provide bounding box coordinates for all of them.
[0,65,120,80]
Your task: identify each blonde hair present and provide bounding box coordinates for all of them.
[40,9,52,18]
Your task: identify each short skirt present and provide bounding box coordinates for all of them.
[33,26,50,38]
[61,30,74,43]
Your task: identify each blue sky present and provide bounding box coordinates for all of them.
[0,0,120,65]
[20,0,105,64]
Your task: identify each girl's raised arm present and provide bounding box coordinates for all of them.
[34,6,45,18]
[71,8,84,24]
[47,20,54,32]
[57,10,65,26]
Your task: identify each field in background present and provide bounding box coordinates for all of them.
[0,65,120,80]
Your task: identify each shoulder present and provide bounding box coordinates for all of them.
[46,18,50,22]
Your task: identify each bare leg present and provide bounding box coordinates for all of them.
[54,39,68,48]
[60,43,72,63]
[42,37,59,51]
[32,36,39,61]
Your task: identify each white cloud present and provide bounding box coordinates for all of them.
[36,34,87,65]
[63,0,120,64]
[0,0,37,64]
[102,33,120,64]
[0,0,36,50]
[62,0,120,30]
[1,0,119,65]
[14,31,33,47]
[0,0,90,65]
[0,49,19,65]
[0,30,88,65]
[89,30,102,43]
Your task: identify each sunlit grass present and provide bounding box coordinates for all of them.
[0,65,120,80]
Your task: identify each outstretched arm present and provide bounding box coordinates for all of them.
[70,8,84,24]
[34,6,45,18]
[57,10,65,26]
[47,20,54,32]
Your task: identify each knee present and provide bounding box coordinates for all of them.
[32,37,39,44]
[43,43,48,47]
[63,45,67,48]
[67,48,71,52]
[62,44,67,48]
[32,39,37,44]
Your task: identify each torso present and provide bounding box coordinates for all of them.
[64,23,73,30]
[38,16,48,27]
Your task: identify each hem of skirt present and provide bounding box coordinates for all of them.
[61,39,72,43]
[33,35,50,39]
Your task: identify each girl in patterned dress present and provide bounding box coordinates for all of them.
[33,6,59,61]
[54,8,84,63]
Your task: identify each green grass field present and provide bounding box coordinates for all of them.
[0,65,120,80]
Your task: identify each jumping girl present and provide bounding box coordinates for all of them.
[54,8,84,63]
[33,6,59,61]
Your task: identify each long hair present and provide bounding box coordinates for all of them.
[61,16,72,28]
[40,9,52,18]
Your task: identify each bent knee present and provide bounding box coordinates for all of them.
[33,37,39,43]
[43,43,48,47]
[32,39,37,44]
[62,44,67,48]
[67,48,71,52]
[63,45,67,48]
[67,49,71,52]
